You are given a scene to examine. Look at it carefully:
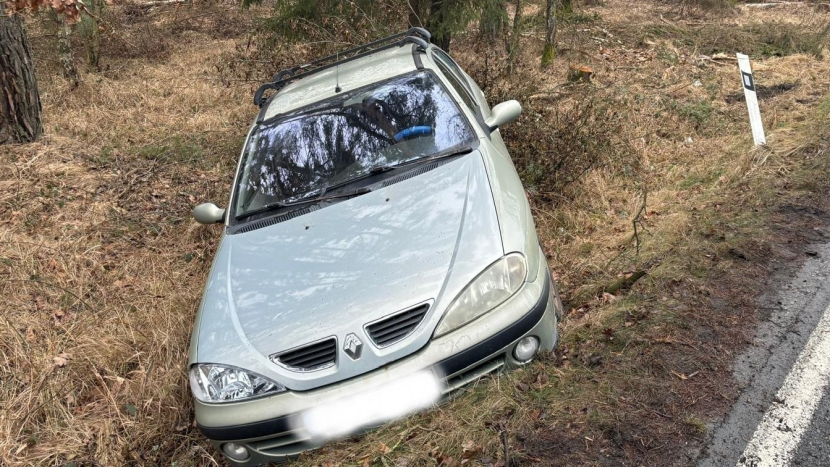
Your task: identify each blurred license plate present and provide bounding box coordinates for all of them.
[301,370,441,439]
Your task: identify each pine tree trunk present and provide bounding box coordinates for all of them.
[480,0,507,40]
[427,0,452,51]
[83,0,103,71]
[0,8,42,145]
[507,0,522,73]
[541,0,557,68]
[53,12,80,87]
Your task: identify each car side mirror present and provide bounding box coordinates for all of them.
[193,203,226,225]
[485,100,522,132]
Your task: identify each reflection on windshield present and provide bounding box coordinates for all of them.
[234,71,475,217]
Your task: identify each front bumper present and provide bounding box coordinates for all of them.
[195,261,560,465]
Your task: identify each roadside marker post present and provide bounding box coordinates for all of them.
[736,53,766,146]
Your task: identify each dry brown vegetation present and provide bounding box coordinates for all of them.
[1,0,829,466]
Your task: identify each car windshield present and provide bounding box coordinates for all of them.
[233,71,476,218]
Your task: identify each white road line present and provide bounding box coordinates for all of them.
[737,302,830,467]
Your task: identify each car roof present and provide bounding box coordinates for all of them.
[260,44,421,121]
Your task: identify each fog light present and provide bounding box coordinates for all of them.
[222,442,249,461]
[514,336,540,361]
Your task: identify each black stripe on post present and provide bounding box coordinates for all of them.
[742,71,755,92]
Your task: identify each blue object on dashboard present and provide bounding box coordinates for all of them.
[394,126,433,142]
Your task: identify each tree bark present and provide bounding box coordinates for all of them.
[427,0,451,51]
[479,0,507,40]
[541,0,557,68]
[507,0,522,73]
[52,11,80,87]
[83,0,103,71]
[0,6,42,145]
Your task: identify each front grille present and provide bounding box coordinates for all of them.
[274,338,336,371]
[366,304,429,347]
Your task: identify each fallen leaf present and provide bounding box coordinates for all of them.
[438,454,458,467]
[52,309,74,325]
[461,440,481,460]
[379,442,392,454]
[671,370,688,380]
[53,352,72,368]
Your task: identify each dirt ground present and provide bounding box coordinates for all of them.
[1,0,828,466]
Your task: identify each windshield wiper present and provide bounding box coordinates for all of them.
[236,187,372,220]
[361,145,475,177]
[397,145,474,168]
[324,145,476,194]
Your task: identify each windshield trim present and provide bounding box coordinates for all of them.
[229,69,477,227]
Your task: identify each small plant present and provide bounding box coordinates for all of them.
[677,100,713,129]
[684,415,708,436]
[664,97,714,130]
[656,44,679,65]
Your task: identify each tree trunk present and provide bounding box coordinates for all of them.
[541,0,557,68]
[479,0,508,40]
[82,0,103,71]
[0,7,42,145]
[427,0,451,51]
[52,12,80,87]
[507,0,522,73]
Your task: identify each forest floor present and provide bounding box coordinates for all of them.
[1,0,829,466]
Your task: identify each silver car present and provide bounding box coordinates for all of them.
[189,28,562,466]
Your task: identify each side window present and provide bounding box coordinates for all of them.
[433,57,477,112]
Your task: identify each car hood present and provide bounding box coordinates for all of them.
[194,152,504,389]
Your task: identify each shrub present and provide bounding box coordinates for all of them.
[499,90,639,204]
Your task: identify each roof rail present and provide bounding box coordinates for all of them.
[253,28,432,108]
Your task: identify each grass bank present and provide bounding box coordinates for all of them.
[0,1,828,466]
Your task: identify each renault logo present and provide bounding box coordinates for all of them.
[344,333,363,360]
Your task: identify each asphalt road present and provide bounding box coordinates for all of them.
[697,239,830,467]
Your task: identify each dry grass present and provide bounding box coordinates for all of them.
[1,0,829,466]
[0,6,256,465]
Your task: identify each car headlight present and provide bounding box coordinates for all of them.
[434,253,527,337]
[190,364,285,403]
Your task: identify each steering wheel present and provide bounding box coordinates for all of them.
[394,126,434,143]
